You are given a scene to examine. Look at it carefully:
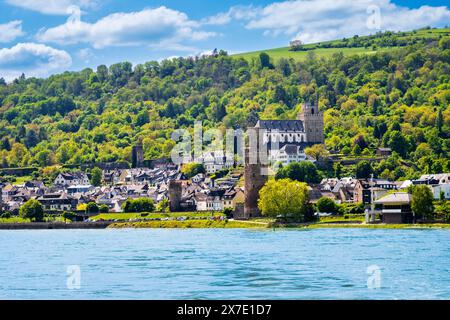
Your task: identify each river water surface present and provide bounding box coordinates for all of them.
[0,228,449,299]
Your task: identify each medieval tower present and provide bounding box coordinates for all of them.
[168,180,183,212]
[242,101,324,220]
[298,102,324,144]
[244,128,268,219]
[132,144,144,168]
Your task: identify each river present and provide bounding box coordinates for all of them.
[0,228,449,299]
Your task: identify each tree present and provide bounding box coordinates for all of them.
[99,204,109,213]
[356,160,372,179]
[181,162,205,179]
[305,144,329,162]
[316,197,338,214]
[258,179,309,221]
[289,40,303,51]
[411,185,435,220]
[62,211,77,222]
[275,161,321,183]
[259,52,273,69]
[90,167,102,187]
[20,199,44,222]
[85,202,99,214]
[122,198,155,213]
[156,198,169,213]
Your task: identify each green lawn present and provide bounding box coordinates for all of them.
[109,219,269,229]
[233,27,450,63]
[0,216,65,223]
[90,212,225,221]
[234,47,391,63]
[12,175,33,185]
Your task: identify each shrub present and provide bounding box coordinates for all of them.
[122,198,155,213]
[316,197,338,213]
[99,204,109,213]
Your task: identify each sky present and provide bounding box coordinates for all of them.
[0,0,449,80]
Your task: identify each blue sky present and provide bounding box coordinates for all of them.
[0,0,449,80]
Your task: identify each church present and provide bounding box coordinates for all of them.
[255,102,324,158]
[243,102,324,219]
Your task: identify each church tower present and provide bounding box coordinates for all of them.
[298,102,324,144]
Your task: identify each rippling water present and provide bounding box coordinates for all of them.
[0,228,449,299]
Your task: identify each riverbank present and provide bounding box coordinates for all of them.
[0,221,114,230]
[1,219,450,230]
[108,219,269,229]
[108,220,450,229]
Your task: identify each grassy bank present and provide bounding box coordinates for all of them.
[108,219,269,229]
[90,212,224,221]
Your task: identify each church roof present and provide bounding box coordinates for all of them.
[255,120,304,131]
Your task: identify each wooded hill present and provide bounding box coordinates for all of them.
[0,28,449,181]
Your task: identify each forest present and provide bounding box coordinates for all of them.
[0,30,449,181]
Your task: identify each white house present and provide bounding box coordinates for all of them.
[271,144,307,166]
[54,172,90,187]
[200,151,234,174]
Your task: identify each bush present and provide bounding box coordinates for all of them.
[1,212,11,219]
[316,197,338,214]
[223,207,234,218]
[122,198,155,213]
[86,202,99,214]
[62,211,77,222]
[99,204,109,213]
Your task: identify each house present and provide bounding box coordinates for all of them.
[354,179,397,204]
[374,192,414,224]
[412,174,450,200]
[54,172,90,187]
[67,185,94,194]
[194,188,228,211]
[192,173,206,184]
[223,187,245,209]
[320,177,356,204]
[36,193,78,212]
[376,148,392,157]
[271,144,307,166]
[200,151,234,174]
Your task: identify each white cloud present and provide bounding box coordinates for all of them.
[5,0,97,15]
[37,6,217,50]
[219,0,450,43]
[76,48,95,63]
[0,43,72,81]
[0,20,25,43]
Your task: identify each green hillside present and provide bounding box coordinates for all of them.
[234,27,450,62]
[0,28,449,183]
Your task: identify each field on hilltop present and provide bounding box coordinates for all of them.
[233,27,450,62]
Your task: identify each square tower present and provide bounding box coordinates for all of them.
[298,102,324,144]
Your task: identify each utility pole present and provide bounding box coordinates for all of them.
[0,182,3,215]
[370,174,376,223]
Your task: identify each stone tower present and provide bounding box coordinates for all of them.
[298,102,324,144]
[132,144,144,168]
[244,129,268,219]
[168,180,182,212]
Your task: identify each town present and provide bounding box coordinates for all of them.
[1,103,449,227]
